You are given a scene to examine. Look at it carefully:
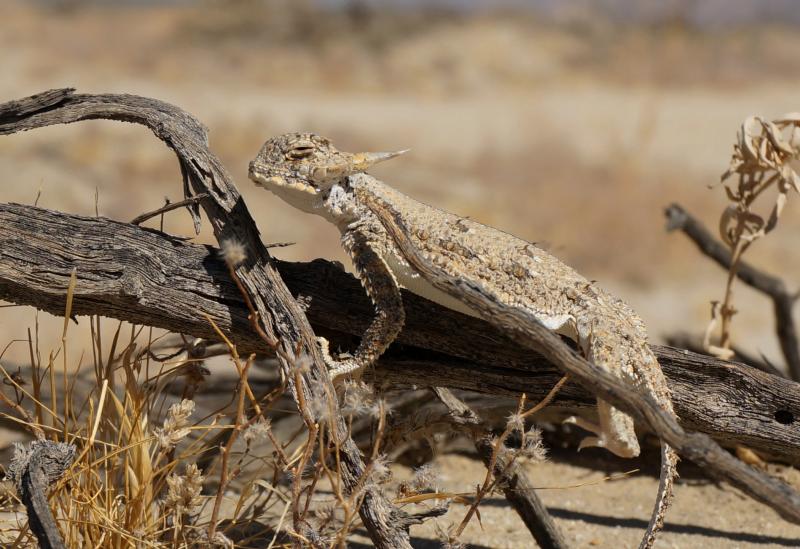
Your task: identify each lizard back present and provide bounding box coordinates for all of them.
[351,173,672,406]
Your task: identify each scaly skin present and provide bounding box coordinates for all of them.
[249,133,678,548]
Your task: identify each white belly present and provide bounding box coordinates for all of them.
[384,252,578,340]
[383,252,479,317]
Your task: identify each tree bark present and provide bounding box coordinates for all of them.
[0,202,799,464]
[7,440,76,549]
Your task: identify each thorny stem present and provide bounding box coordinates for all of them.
[27,327,43,429]
[130,193,209,226]
[291,365,319,537]
[207,354,254,542]
[450,376,568,542]
[450,395,527,542]
[0,363,46,439]
[336,399,388,544]
[317,408,350,535]
[203,314,263,417]
[0,389,44,439]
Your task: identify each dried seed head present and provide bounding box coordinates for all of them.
[521,426,548,462]
[308,391,333,423]
[164,463,204,515]
[411,463,440,492]
[243,416,272,444]
[506,411,525,434]
[369,454,391,483]
[220,239,247,267]
[289,352,313,376]
[341,380,377,417]
[155,399,195,450]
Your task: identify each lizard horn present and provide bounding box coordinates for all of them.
[312,150,409,183]
[352,150,409,172]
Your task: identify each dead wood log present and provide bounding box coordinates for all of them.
[3,89,800,531]
[0,202,799,465]
[0,89,413,548]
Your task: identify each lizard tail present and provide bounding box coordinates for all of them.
[639,444,679,549]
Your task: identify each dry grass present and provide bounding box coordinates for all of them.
[0,301,287,546]
[0,277,533,547]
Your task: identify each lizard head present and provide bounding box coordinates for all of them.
[249,132,406,215]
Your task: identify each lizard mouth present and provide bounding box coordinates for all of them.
[249,162,320,196]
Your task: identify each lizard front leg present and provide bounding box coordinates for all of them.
[321,224,405,378]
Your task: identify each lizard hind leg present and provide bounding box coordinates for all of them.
[564,400,640,458]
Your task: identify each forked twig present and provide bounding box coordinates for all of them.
[666,203,800,380]
[130,194,209,226]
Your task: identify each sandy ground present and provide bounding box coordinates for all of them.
[355,452,800,548]
[2,2,800,547]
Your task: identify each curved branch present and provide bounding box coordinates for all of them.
[0,89,412,548]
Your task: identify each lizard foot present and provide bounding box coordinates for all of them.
[563,415,600,433]
[563,414,639,458]
[318,337,363,379]
[564,416,607,451]
[577,436,604,452]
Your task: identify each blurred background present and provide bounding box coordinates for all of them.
[2,0,800,370]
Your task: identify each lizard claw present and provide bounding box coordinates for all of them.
[563,415,601,435]
[564,416,608,452]
[577,436,604,452]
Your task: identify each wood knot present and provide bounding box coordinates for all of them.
[120,274,144,299]
[774,410,795,425]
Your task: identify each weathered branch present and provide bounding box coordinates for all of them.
[3,89,800,533]
[664,331,787,379]
[368,189,800,525]
[0,89,412,548]
[1,202,799,463]
[7,440,76,549]
[665,203,800,381]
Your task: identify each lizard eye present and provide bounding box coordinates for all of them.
[287,145,315,160]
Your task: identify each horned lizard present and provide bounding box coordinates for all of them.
[249,133,678,548]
